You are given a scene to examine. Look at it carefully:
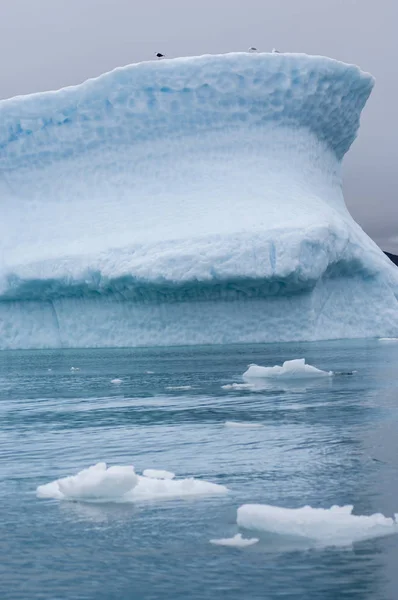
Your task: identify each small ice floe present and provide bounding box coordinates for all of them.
[237,503,398,546]
[111,378,122,384]
[36,462,228,503]
[334,371,356,376]
[243,359,332,380]
[142,469,175,480]
[224,421,263,429]
[378,338,398,342]
[70,367,80,372]
[47,368,52,372]
[221,383,254,391]
[165,385,193,391]
[210,533,259,547]
[145,370,155,374]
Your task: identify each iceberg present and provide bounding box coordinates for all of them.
[1,52,397,348]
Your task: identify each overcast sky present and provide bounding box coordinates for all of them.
[0,0,397,252]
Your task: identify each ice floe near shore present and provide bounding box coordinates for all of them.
[36,462,228,503]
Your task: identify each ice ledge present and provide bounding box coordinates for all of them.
[0,52,373,164]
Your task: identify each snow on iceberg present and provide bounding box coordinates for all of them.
[36,462,228,503]
[210,533,259,548]
[1,52,398,348]
[237,503,398,545]
[243,358,332,380]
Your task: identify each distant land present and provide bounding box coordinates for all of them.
[385,252,398,266]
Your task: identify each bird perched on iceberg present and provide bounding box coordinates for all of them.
[272,48,280,53]
[155,52,165,59]
[248,47,258,53]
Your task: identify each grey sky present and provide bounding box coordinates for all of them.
[1,0,397,252]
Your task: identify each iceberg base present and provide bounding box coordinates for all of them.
[1,275,397,349]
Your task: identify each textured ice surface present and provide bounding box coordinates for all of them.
[243,359,332,379]
[142,469,175,480]
[237,504,398,545]
[36,462,228,502]
[1,52,398,348]
[210,534,259,547]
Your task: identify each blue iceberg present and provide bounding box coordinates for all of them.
[0,52,397,348]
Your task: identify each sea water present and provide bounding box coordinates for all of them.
[1,339,398,599]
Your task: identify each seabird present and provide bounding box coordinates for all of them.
[248,47,258,53]
[155,52,165,59]
[272,48,280,53]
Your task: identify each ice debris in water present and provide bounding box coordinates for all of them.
[243,358,332,380]
[142,469,175,480]
[378,338,398,342]
[36,462,228,503]
[237,504,398,545]
[111,378,122,384]
[70,367,80,372]
[165,385,193,391]
[210,533,259,547]
[221,383,254,391]
[224,421,263,428]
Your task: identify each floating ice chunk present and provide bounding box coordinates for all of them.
[36,463,228,503]
[111,378,122,384]
[130,475,228,502]
[378,338,398,342]
[145,371,155,374]
[37,463,138,501]
[165,385,193,391]
[224,421,263,428]
[210,533,259,547]
[221,383,254,390]
[70,367,80,372]
[243,359,332,380]
[237,503,398,545]
[142,469,175,480]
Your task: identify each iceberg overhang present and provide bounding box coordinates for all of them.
[0,52,397,348]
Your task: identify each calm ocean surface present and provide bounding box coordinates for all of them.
[1,340,398,600]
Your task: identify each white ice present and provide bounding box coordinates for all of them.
[142,469,175,480]
[243,359,332,380]
[111,378,122,384]
[237,503,398,545]
[36,462,228,503]
[210,533,259,547]
[221,383,254,391]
